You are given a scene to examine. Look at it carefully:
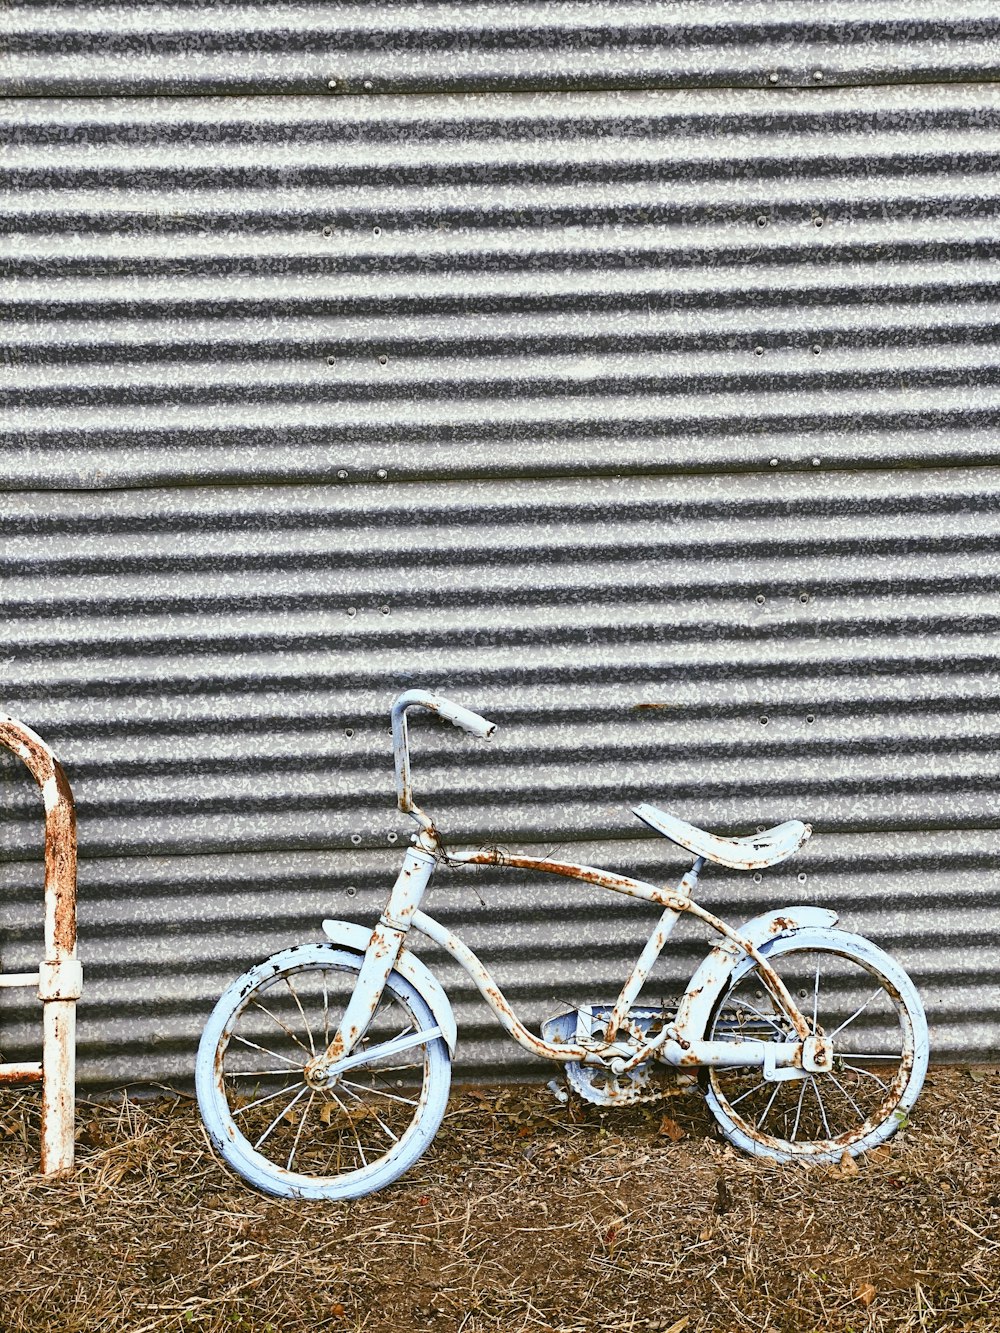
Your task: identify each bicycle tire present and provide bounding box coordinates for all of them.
[703,927,928,1164]
[196,942,452,1199]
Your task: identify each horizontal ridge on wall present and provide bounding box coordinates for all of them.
[2,3,999,96]
[4,88,1000,487]
[1,466,998,858]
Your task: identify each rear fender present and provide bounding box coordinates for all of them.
[675,906,839,1040]
[321,918,458,1056]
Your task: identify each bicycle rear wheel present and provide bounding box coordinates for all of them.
[196,942,451,1199]
[703,928,927,1163]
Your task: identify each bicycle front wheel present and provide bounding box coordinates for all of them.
[703,928,928,1164]
[195,942,452,1199]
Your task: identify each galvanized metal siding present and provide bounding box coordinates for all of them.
[3,3,1000,95]
[2,81,999,1079]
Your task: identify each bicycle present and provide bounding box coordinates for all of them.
[196,690,929,1200]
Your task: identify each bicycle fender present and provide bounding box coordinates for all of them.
[674,906,839,1040]
[321,918,458,1055]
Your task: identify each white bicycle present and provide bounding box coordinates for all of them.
[196,690,929,1199]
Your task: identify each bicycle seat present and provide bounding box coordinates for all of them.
[632,802,810,871]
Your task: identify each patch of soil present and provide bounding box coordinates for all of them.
[0,1068,998,1333]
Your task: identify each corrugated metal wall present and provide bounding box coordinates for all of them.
[2,8,998,1082]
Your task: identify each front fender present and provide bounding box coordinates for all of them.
[321,918,458,1056]
[675,906,839,1040]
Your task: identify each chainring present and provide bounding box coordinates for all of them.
[564,1017,663,1107]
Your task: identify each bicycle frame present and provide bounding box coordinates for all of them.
[302,690,829,1091]
[306,831,827,1089]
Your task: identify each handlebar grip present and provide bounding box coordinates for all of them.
[436,698,496,740]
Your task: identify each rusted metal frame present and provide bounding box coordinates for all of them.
[409,907,603,1063]
[604,857,705,1044]
[445,845,683,907]
[678,898,812,1041]
[0,1062,43,1084]
[409,906,810,1074]
[446,845,813,1047]
[307,846,437,1080]
[0,715,82,1176]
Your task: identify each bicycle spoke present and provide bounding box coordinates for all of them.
[230,1034,303,1068]
[287,1090,316,1170]
[732,997,787,1037]
[827,1070,868,1122]
[254,1084,309,1151]
[843,1062,890,1092]
[730,1078,768,1108]
[228,1067,306,1077]
[285,976,314,1055]
[250,999,312,1056]
[322,971,331,1047]
[811,963,821,1032]
[232,1082,302,1117]
[829,987,886,1040]
[810,1076,832,1138]
[755,1081,782,1130]
[340,1083,399,1143]
[340,1077,418,1108]
[837,1052,902,1060]
[327,1088,368,1167]
[790,1078,808,1141]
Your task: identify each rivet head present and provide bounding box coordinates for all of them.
[322,225,332,237]
[754,346,764,356]
[347,606,357,617]
[811,344,821,355]
[798,872,807,882]
[759,715,769,726]
[769,458,779,467]
[380,605,390,615]
[753,872,763,884]
[756,214,768,228]
[345,728,354,738]
[812,456,821,467]
[799,592,810,604]
[813,69,824,81]
[328,79,338,89]
[387,832,399,844]
[346,885,357,896]
[327,355,336,365]
[350,835,361,846]
[376,467,388,479]
[813,217,824,228]
[755,594,765,605]
[363,79,373,90]
[806,714,816,724]
[768,71,779,83]
[373,226,382,237]
[378,354,388,365]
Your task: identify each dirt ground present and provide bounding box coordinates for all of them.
[0,1067,997,1333]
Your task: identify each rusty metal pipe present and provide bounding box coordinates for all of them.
[0,715,81,1176]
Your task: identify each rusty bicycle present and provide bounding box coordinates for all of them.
[196,690,928,1199]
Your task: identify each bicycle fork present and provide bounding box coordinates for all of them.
[304,847,437,1089]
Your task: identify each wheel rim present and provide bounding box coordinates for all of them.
[708,943,917,1157]
[215,959,438,1184]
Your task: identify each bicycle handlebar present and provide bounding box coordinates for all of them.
[391,690,496,817]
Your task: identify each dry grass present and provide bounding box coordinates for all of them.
[0,1067,998,1333]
